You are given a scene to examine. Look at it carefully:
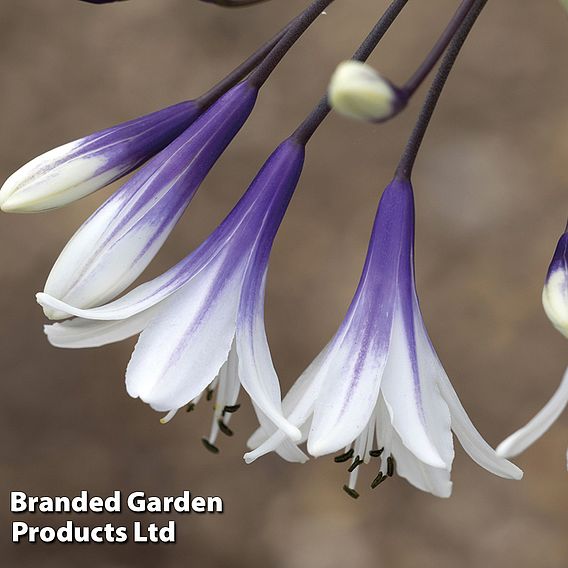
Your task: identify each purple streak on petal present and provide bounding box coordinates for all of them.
[41,101,200,188]
[64,82,258,296]
[237,139,305,322]
[334,177,415,411]
[546,231,568,284]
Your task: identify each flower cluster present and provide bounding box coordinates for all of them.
[5,0,565,499]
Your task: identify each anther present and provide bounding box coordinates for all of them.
[218,419,234,437]
[222,404,241,416]
[334,448,355,463]
[186,403,196,413]
[342,485,360,499]
[347,455,364,473]
[387,456,395,477]
[369,447,384,458]
[371,472,387,489]
[201,438,220,454]
[206,389,215,401]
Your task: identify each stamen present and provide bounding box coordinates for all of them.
[201,438,220,454]
[159,409,178,424]
[371,472,387,489]
[342,485,360,499]
[186,403,196,413]
[347,455,364,473]
[218,419,234,437]
[334,448,355,463]
[222,404,241,415]
[206,388,215,401]
[387,456,395,477]
[369,448,384,458]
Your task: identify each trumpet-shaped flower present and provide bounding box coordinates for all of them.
[245,177,522,498]
[38,138,307,446]
[42,82,257,319]
[0,101,200,212]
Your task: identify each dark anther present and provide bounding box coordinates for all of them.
[334,448,354,463]
[342,485,360,499]
[206,389,215,401]
[186,403,196,413]
[222,404,241,416]
[201,438,220,454]
[218,419,234,437]
[369,448,384,458]
[387,456,395,477]
[347,455,364,473]
[371,472,387,489]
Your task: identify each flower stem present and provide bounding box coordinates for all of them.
[248,0,335,89]
[292,0,409,146]
[396,0,489,180]
[196,20,292,109]
[402,0,476,96]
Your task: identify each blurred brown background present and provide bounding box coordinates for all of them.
[1,1,567,567]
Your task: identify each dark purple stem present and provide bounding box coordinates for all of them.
[196,21,293,109]
[292,0,409,145]
[248,0,334,89]
[396,0,488,180]
[402,0,476,96]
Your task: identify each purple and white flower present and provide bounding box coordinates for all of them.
[542,228,568,339]
[42,82,258,320]
[245,177,522,498]
[37,138,307,447]
[497,227,568,468]
[0,101,200,213]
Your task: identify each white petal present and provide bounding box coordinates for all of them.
[41,175,187,319]
[244,346,330,463]
[125,259,245,412]
[391,433,453,498]
[438,373,522,479]
[36,242,226,321]
[497,366,568,459]
[44,303,163,348]
[380,302,448,469]
[542,271,568,338]
[236,285,301,442]
[307,329,390,457]
[0,141,111,212]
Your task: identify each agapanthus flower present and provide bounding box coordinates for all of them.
[42,82,257,320]
[497,227,568,468]
[37,138,308,448]
[542,227,568,338]
[0,101,200,212]
[245,177,522,498]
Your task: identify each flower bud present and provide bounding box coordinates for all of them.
[328,61,404,123]
[0,101,199,213]
[542,229,568,338]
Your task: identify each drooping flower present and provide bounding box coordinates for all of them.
[245,177,522,498]
[37,138,307,448]
[42,82,258,320]
[542,227,568,338]
[0,101,200,212]
[497,227,568,468]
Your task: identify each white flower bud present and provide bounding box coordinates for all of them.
[328,61,400,122]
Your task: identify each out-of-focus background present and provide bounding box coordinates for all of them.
[1,1,567,566]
